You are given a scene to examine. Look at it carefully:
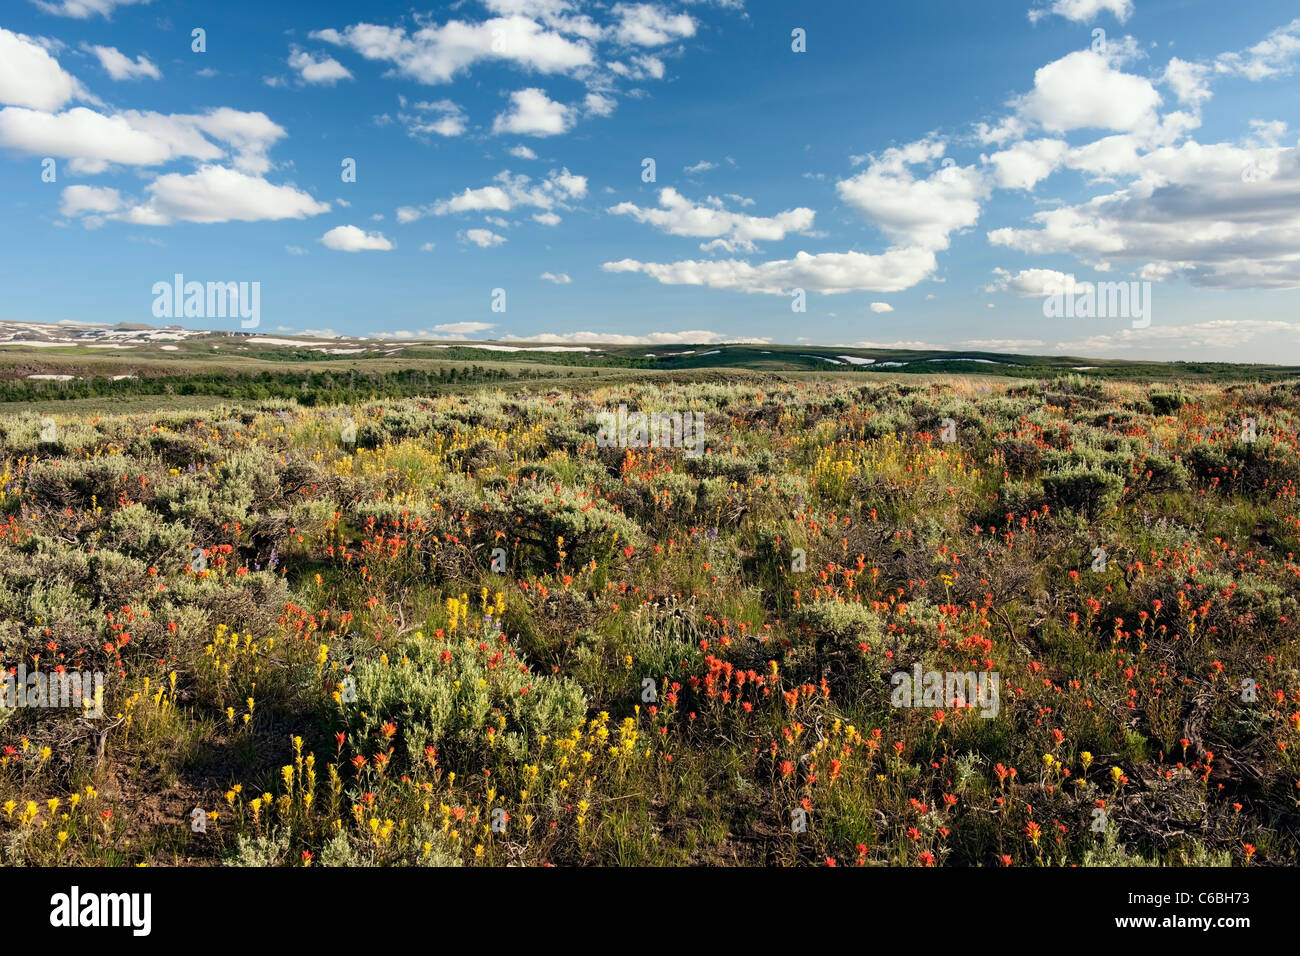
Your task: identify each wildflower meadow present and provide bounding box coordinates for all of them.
[2,373,1297,869]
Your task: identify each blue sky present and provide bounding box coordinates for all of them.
[1,0,1299,360]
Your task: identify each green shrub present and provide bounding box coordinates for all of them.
[347,629,587,770]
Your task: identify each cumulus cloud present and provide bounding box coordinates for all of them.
[1027,0,1132,24]
[508,144,538,159]
[288,49,353,85]
[1052,318,1300,355]
[432,321,494,335]
[492,87,574,136]
[986,267,1083,296]
[603,247,939,295]
[1215,18,1300,81]
[984,138,1068,190]
[374,321,497,339]
[1162,58,1212,108]
[32,0,150,17]
[1014,50,1162,135]
[498,329,766,345]
[610,3,696,46]
[430,185,512,216]
[59,184,122,216]
[303,4,722,137]
[540,271,572,283]
[0,107,173,165]
[311,17,594,85]
[847,339,947,350]
[398,167,585,222]
[320,225,394,251]
[63,166,329,226]
[86,44,161,81]
[603,136,965,297]
[988,141,1300,289]
[869,302,894,313]
[609,187,815,252]
[400,98,467,137]
[606,54,664,80]
[0,28,89,111]
[583,93,616,119]
[959,338,1046,350]
[461,228,507,247]
[0,103,288,175]
[836,136,990,250]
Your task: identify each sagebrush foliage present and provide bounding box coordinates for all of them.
[2,375,1298,866]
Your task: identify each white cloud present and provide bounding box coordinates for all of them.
[609,139,961,298]
[320,225,394,251]
[432,185,513,215]
[433,321,494,335]
[86,44,160,81]
[1014,50,1162,135]
[540,271,572,283]
[986,267,1082,296]
[1215,18,1300,81]
[584,92,617,117]
[289,49,353,85]
[0,102,288,175]
[311,17,594,85]
[959,338,1046,350]
[508,144,538,159]
[1052,319,1300,355]
[869,302,893,313]
[1028,0,1133,24]
[550,167,587,197]
[606,54,665,80]
[984,138,1068,190]
[1162,58,1212,108]
[499,329,763,345]
[400,98,467,137]
[976,116,1027,147]
[0,28,88,111]
[846,339,946,350]
[32,0,150,17]
[611,3,696,46]
[533,211,562,225]
[836,136,989,250]
[609,187,815,252]
[604,247,939,295]
[684,160,715,175]
[0,107,172,164]
[462,228,507,247]
[59,184,121,216]
[492,87,573,136]
[400,167,585,222]
[989,141,1300,289]
[100,166,330,225]
[286,245,309,255]
[1062,132,1143,178]
[306,7,706,137]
